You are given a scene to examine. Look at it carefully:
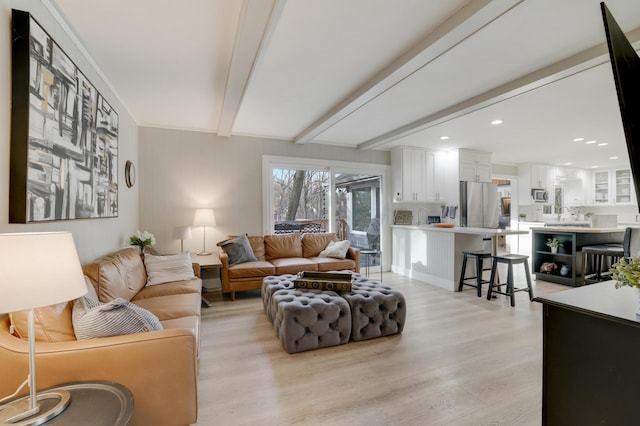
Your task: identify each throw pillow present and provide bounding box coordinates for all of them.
[144,252,196,286]
[319,239,351,259]
[72,296,163,340]
[217,234,258,266]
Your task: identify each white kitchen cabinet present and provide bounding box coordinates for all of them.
[587,168,635,206]
[518,164,554,205]
[425,150,446,201]
[459,149,491,183]
[593,170,611,205]
[391,146,446,202]
[614,168,636,205]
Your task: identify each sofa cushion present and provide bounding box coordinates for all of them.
[302,233,337,257]
[144,252,197,285]
[133,278,202,301]
[228,261,276,279]
[8,276,97,343]
[312,257,357,272]
[133,293,201,321]
[247,236,266,260]
[320,239,351,259]
[72,296,163,340]
[9,302,76,342]
[264,233,303,260]
[217,234,259,266]
[83,248,147,302]
[271,257,319,275]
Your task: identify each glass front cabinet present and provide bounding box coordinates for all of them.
[592,168,635,206]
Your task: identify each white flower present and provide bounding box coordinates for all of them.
[129,230,156,247]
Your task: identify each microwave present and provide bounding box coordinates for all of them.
[531,188,549,203]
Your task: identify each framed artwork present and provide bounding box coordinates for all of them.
[9,10,119,223]
[393,210,413,225]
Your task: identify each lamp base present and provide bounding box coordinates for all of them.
[0,390,70,425]
[196,251,212,256]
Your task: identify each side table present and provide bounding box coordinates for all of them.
[0,381,133,425]
[191,253,222,307]
[360,249,382,282]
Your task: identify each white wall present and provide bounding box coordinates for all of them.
[0,1,139,262]
[138,127,390,254]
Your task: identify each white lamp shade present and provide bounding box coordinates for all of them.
[172,226,193,240]
[0,232,87,313]
[193,209,216,227]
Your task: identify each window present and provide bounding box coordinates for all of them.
[263,156,388,268]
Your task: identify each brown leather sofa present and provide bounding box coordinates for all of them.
[0,248,201,426]
[219,232,360,300]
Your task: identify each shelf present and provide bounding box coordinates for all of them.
[534,273,575,286]
[535,250,572,258]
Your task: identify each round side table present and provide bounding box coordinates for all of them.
[0,381,133,426]
[360,249,382,282]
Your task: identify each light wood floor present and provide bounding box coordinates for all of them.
[196,273,568,426]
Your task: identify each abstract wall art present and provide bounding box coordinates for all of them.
[10,9,119,222]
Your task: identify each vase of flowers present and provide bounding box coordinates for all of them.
[610,257,640,315]
[546,237,563,254]
[129,230,156,254]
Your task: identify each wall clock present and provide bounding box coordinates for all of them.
[125,161,136,188]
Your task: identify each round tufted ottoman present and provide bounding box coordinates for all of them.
[262,274,297,322]
[271,288,351,354]
[342,274,406,342]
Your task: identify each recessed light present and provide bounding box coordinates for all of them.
[610,156,619,160]
[585,140,596,144]
[440,136,449,140]
[597,142,608,146]
[564,162,573,166]
[573,138,585,142]
[591,165,599,168]
[491,120,503,125]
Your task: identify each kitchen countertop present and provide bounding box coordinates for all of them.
[531,226,626,233]
[391,225,527,236]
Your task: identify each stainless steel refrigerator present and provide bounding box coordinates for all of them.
[460,181,499,228]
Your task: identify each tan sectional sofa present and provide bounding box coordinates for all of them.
[0,248,201,426]
[219,232,360,300]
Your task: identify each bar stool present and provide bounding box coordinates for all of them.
[581,244,624,285]
[487,254,534,307]
[458,250,492,297]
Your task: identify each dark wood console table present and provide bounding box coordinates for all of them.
[535,282,640,425]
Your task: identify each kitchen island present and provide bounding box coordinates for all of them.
[531,226,625,287]
[391,225,527,291]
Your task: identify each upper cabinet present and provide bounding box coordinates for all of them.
[590,168,636,206]
[459,150,491,183]
[518,164,554,205]
[391,146,446,202]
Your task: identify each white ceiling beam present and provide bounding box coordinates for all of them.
[217,0,286,137]
[357,26,640,150]
[293,0,524,144]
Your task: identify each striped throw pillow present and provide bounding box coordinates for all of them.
[72,296,162,340]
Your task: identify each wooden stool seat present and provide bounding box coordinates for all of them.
[487,254,534,307]
[458,250,492,297]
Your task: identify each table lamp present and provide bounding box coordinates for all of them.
[193,209,216,256]
[172,225,192,253]
[0,232,87,425]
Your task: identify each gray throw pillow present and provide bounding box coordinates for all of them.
[217,234,258,266]
[72,296,163,340]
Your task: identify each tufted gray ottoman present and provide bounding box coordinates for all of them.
[342,274,406,341]
[270,288,351,354]
[262,274,297,322]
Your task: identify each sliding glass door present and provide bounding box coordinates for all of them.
[263,156,387,271]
